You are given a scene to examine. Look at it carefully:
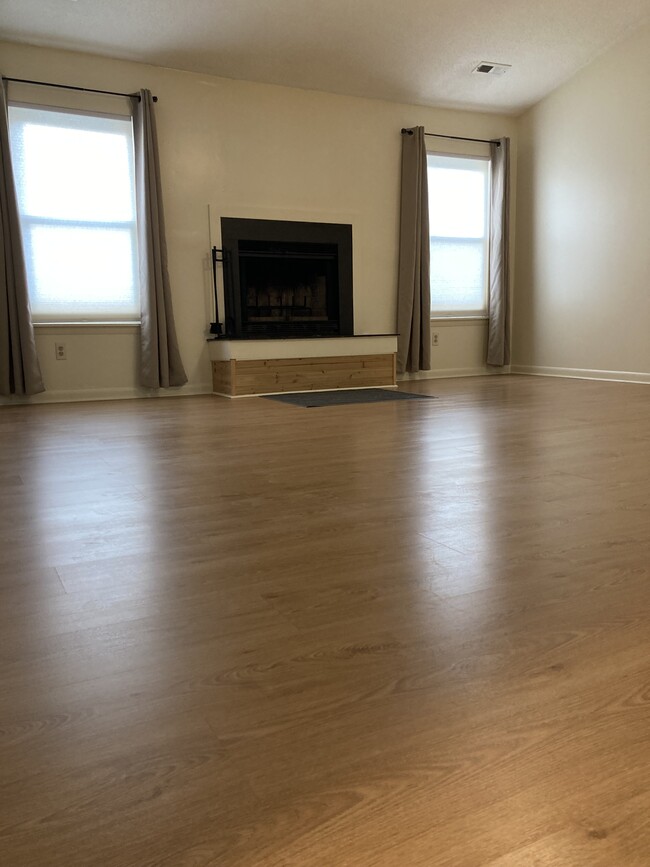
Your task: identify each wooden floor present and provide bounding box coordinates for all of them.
[2,375,650,866]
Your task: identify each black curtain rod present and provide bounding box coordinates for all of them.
[2,77,158,102]
[401,128,499,146]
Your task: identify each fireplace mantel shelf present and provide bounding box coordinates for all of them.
[207,333,398,342]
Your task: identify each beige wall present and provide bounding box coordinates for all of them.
[1,40,516,403]
[513,22,650,380]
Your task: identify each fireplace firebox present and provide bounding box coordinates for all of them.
[220,218,353,339]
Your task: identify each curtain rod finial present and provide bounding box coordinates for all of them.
[400,128,414,136]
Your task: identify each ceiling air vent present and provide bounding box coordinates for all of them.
[473,62,511,76]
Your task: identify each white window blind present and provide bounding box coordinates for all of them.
[8,105,139,322]
[427,153,490,316]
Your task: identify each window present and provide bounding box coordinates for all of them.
[427,153,490,316]
[9,105,139,322]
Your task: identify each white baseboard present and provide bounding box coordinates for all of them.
[0,383,213,406]
[399,365,510,381]
[511,365,650,385]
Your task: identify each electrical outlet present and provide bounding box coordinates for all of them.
[55,342,66,361]
[432,332,440,347]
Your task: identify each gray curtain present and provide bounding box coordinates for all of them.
[132,89,187,389]
[487,137,511,367]
[396,127,431,374]
[0,80,44,397]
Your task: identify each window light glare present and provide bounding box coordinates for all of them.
[22,123,134,223]
[428,167,485,238]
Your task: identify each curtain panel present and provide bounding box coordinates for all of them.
[396,127,431,374]
[132,90,187,389]
[0,79,44,397]
[487,137,511,367]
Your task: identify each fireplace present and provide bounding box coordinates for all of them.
[220,218,353,339]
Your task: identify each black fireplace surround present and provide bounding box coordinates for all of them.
[220,218,353,339]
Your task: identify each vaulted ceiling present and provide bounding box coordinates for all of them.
[1,0,649,114]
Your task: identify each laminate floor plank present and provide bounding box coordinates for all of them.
[1,376,650,864]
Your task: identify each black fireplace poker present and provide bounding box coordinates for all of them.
[210,246,223,335]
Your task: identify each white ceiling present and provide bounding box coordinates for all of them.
[1,0,649,114]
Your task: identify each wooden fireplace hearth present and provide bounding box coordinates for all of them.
[208,335,397,398]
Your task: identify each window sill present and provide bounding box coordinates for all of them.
[34,321,141,334]
[430,315,488,327]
